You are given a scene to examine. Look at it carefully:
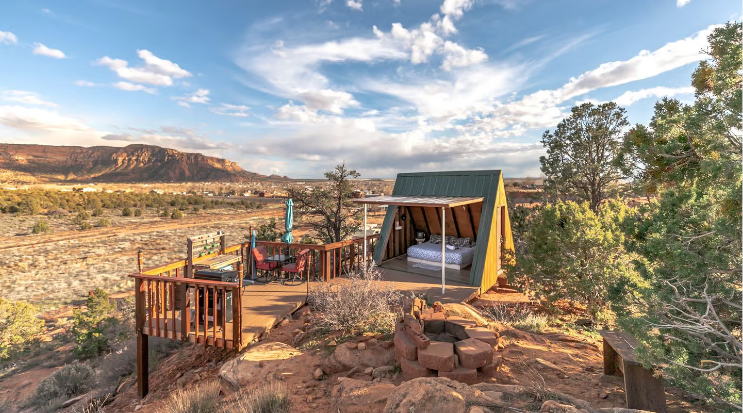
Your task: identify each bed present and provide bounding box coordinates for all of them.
[406,242,475,270]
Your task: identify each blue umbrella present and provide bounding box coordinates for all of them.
[250,229,256,279]
[280,198,293,254]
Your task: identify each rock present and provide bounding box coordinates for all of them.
[502,328,550,344]
[372,366,395,379]
[539,400,589,413]
[455,338,494,369]
[445,316,478,340]
[394,331,418,361]
[437,366,478,384]
[384,377,497,413]
[323,339,395,373]
[600,374,624,386]
[331,385,341,398]
[328,340,338,346]
[134,405,142,411]
[61,395,85,408]
[323,344,357,373]
[464,326,499,346]
[478,356,502,377]
[383,377,466,413]
[364,367,374,375]
[116,377,133,394]
[358,342,367,350]
[368,338,378,347]
[418,342,456,372]
[471,383,526,395]
[313,368,324,380]
[346,342,358,350]
[399,357,436,379]
[293,305,311,319]
[482,391,503,401]
[176,371,200,388]
[292,331,306,347]
[442,303,490,326]
[533,358,567,375]
[292,328,303,337]
[219,342,302,390]
[333,378,396,413]
[469,407,494,413]
[380,340,394,349]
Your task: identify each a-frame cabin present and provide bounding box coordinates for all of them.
[354,170,513,294]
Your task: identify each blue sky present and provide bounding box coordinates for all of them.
[0,0,739,178]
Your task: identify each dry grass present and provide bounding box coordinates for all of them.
[481,303,550,334]
[226,381,290,413]
[160,381,222,413]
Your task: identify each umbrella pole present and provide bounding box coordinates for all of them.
[363,203,367,275]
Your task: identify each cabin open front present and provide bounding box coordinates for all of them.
[355,170,514,295]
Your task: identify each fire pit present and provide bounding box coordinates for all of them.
[394,299,502,384]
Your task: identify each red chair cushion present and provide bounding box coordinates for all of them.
[282,263,298,272]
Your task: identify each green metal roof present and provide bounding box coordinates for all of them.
[374,170,502,287]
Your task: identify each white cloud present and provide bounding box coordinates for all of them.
[174,89,210,106]
[95,50,191,87]
[441,41,487,71]
[0,31,17,45]
[113,81,156,94]
[211,103,250,117]
[677,0,692,6]
[101,126,228,151]
[613,86,695,106]
[32,43,66,59]
[0,105,89,131]
[440,0,474,20]
[347,0,363,10]
[75,80,97,87]
[297,89,358,114]
[1,90,57,107]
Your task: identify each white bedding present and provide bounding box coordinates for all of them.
[407,242,475,266]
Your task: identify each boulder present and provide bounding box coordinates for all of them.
[358,342,367,350]
[399,357,435,379]
[478,356,502,377]
[384,377,498,413]
[418,342,456,372]
[539,400,589,413]
[219,342,302,390]
[437,366,478,384]
[455,338,493,369]
[333,378,397,413]
[323,340,395,373]
[469,407,494,413]
[372,366,396,379]
[313,368,324,380]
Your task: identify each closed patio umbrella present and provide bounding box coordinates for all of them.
[280,198,293,255]
[250,228,256,279]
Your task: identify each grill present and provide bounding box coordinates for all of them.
[194,270,238,326]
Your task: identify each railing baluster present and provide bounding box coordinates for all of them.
[203,285,208,347]
[221,287,226,347]
[212,286,217,347]
[195,283,200,342]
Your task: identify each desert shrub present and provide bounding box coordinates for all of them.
[308,265,403,334]
[160,381,221,413]
[171,209,183,219]
[72,211,90,225]
[134,208,142,217]
[255,218,280,241]
[91,207,104,217]
[481,304,549,334]
[80,221,94,230]
[507,200,641,322]
[71,288,119,358]
[0,298,44,359]
[97,218,111,227]
[122,207,132,217]
[161,208,170,217]
[34,361,95,405]
[226,381,290,413]
[32,219,50,234]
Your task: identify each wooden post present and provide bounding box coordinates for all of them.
[137,249,144,273]
[603,339,618,375]
[186,238,194,278]
[232,285,241,350]
[219,231,226,254]
[623,360,667,412]
[135,278,149,397]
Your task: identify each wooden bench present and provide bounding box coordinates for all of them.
[600,330,666,412]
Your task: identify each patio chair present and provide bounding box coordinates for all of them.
[252,246,279,284]
[280,249,309,286]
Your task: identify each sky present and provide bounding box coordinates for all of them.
[0,0,739,178]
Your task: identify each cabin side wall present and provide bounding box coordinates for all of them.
[478,176,513,292]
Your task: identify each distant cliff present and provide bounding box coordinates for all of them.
[0,143,275,183]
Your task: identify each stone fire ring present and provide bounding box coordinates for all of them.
[395,314,501,385]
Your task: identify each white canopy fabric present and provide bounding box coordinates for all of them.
[351,195,483,208]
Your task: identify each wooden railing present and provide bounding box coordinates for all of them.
[128,234,378,397]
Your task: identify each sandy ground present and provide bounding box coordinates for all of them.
[0,207,286,310]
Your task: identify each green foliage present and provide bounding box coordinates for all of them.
[80,221,93,230]
[171,209,184,219]
[121,207,132,217]
[507,200,641,322]
[34,361,95,406]
[134,208,142,217]
[0,298,43,360]
[72,210,90,225]
[615,23,742,409]
[91,207,104,217]
[71,288,119,358]
[97,218,111,227]
[255,218,280,241]
[540,102,628,211]
[32,219,50,234]
[287,162,361,243]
